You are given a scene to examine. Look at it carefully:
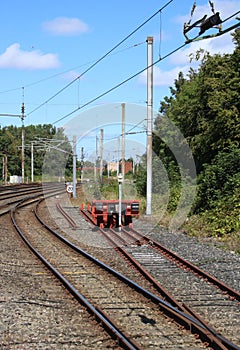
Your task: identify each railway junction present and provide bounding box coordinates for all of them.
[0,183,239,349]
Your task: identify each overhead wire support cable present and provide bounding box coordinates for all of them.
[221,10,240,24]
[53,41,187,125]
[53,13,239,126]
[27,0,173,117]
[0,41,145,95]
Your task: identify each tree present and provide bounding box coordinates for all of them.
[157,29,240,173]
[152,29,240,234]
[0,124,72,182]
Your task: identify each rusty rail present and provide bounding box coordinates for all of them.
[56,201,77,229]
[128,227,240,303]
[100,227,239,350]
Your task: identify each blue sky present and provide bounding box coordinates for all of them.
[0,0,239,132]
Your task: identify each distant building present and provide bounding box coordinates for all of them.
[119,160,133,175]
[105,160,133,176]
[10,175,22,184]
[108,162,118,173]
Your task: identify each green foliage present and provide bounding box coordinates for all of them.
[153,29,240,242]
[166,183,181,213]
[0,124,72,182]
[202,190,240,236]
[195,147,240,212]
[134,163,147,196]
[100,179,119,199]
[158,31,240,173]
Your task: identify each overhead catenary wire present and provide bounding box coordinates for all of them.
[26,0,173,116]
[0,41,146,95]
[103,119,147,142]
[52,41,187,125]
[52,12,240,125]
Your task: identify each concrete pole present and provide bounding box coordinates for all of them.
[3,155,7,184]
[21,103,25,184]
[107,153,110,178]
[118,173,123,230]
[117,137,120,176]
[94,136,98,182]
[72,135,77,198]
[100,129,103,183]
[121,102,125,179]
[81,147,84,182]
[146,36,153,215]
[31,142,34,182]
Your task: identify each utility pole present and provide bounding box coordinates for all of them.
[72,135,77,198]
[121,102,125,179]
[94,136,98,182]
[107,153,110,178]
[2,154,7,184]
[21,102,25,183]
[117,137,120,176]
[100,129,103,183]
[80,146,84,182]
[31,142,34,182]
[146,36,153,215]
[118,173,123,230]
[0,107,26,183]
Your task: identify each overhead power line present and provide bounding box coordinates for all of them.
[0,41,146,96]
[27,0,173,117]
[52,11,239,125]
[52,41,187,125]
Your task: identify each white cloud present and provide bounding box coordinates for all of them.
[170,31,235,66]
[43,17,89,36]
[0,43,61,70]
[61,70,81,81]
[138,65,190,87]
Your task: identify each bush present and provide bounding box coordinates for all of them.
[194,147,240,212]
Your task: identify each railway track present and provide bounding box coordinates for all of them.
[2,187,239,349]
[35,196,240,349]
[0,183,64,215]
[0,185,122,349]
[96,227,240,349]
[8,196,215,349]
[78,202,240,349]
[0,213,120,349]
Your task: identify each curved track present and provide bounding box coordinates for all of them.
[9,197,212,349]
[2,187,239,349]
[79,205,240,349]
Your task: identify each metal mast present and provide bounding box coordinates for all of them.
[146,36,153,215]
[121,102,125,179]
[21,102,25,183]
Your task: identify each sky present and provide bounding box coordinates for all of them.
[0,0,239,160]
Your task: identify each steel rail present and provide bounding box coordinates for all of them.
[100,228,238,350]
[80,207,95,225]
[0,183,64,207]
[55,201,77,229]
[128,227,240,303]
[0,186,65,216]
[10,202,143,350]
[44,201,240,349]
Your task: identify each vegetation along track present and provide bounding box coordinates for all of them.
[8,196,221,350]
